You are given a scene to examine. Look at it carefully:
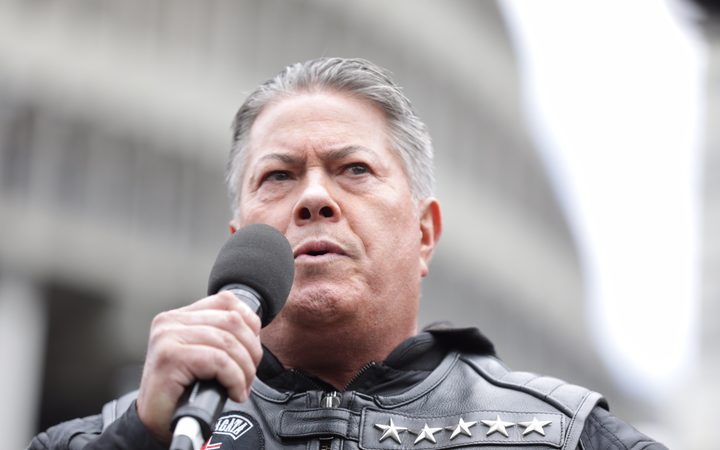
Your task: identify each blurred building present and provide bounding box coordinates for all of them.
[675,1,720,448]
[0,0,707,448]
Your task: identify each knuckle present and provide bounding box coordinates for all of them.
[151,311,170,328]
[211,349,230,370]
[216,291,236,309]
[150,323,176,344]
[148,325,168,346]
[153,343,179,368]
[183,351,211,380]
[246,312,261,330]
[236,345,253,367]
[225,310,243,328]
[220,331,237,350]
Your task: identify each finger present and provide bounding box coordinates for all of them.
[156,323,261,377]
[175,292,262,334]
[153,310,263,364]
[178,344,252,403]
[179,291,251,313]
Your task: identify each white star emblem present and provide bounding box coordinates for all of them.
[481,415,515,437]
[374,418,407,443]
[445,417,477,439]
[519,417,552,436]
[412,423,443,444]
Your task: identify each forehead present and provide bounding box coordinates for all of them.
[244,91,393,165]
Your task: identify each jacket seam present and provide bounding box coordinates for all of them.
[588,411,628,450]
[632,440,662,450]
[562,391,590,450]
[31,433,50,450]
[462,355,579,417]
[582,432,596,450]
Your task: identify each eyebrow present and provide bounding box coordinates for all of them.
[324,145,378,161]
[256,152,302,165]
[256,145,378,165]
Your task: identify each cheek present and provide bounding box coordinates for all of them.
[363,207,420,263]
[239,197,295,231]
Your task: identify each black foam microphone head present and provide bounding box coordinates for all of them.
[207,223,294,326]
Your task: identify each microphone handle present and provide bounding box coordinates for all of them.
[169,284,264,450]
[170,380,225,450]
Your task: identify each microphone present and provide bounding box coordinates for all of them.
[169,224,295,450]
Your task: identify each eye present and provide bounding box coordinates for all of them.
[344,163,370,176]
[261,170,292,184]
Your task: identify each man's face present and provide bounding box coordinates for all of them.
[231,90,440,331]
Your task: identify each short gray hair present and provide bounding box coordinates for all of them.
[226,57,434,217]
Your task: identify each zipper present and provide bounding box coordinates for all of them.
[343,361,377,390]
[319,391,341,450]
[288,369,335,450]
[294,363,376,450]
[288,368,329,391]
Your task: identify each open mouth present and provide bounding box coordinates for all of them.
[293,241,346,259]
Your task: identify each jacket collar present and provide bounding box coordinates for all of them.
[257,325,495,395]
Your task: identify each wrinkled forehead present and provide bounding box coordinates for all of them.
[228,89,422,218]
[241,91,396,173]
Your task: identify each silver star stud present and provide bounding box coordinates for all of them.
[445,417,477,440]
[374,418,407,444]
[412,423,443,444]
[481,415,515,437]
[519,417,552,436]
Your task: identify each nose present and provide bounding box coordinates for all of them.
[293,175,341,225]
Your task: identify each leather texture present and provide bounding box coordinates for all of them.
[27,328,669,450]
[183,351,603,449]
[28,346,666,450]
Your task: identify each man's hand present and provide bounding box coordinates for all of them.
[136,292,263,444]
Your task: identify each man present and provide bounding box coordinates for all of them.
[29,57,667,449]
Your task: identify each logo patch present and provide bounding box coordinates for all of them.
[206,412,264,450]
[214,414,254,440]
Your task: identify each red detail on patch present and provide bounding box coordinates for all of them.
[201,437,222,450]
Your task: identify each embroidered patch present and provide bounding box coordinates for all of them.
[203,412,264,450]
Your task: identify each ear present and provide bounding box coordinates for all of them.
[418,197,442,277]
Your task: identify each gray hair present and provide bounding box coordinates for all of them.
[226,57,434,217]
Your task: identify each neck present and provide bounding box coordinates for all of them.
[260,318,417,390]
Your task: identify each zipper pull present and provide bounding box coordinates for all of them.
[321,391,341,408]
[319,392,340,450]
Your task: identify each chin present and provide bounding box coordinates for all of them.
[282,284,359,325]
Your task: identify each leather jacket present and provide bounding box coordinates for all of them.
[28,327,668,450]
